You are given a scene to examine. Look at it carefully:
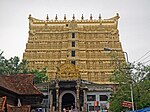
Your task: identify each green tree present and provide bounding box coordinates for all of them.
[109,63,150,111]
[31,68,48,84]
[0,50,6,74]
[0,52,29,75]
[0,50,48,84]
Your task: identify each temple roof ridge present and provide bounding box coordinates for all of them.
[29,13,119,24]
[104,13,120,21]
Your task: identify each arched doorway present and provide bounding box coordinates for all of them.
[62,93,75,110]
[59,91,76,111]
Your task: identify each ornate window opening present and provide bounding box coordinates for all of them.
[99,95,108,101]
[71,50,75,57]
[71,60,76,65]
[72,32,75,38]
[87,95,96,101]
[72,41,75,47]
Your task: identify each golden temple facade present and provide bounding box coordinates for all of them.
[23,14,125,83]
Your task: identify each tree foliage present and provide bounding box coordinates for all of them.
[31,68,48,84]
[109,62,150,111]
[0,50,48,84]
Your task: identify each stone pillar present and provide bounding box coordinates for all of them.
[59,101,62,112]
[76,80,80,111]
[83,90,87,112]
[76,88,80,111]
[49,90,53,112]
[56,81,59,112]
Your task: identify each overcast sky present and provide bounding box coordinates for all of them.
[0,0,150,65]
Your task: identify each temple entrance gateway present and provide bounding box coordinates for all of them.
[36,63,114,112]
[62,93,75,110]
[59,90,77,111]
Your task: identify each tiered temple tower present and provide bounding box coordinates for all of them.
[23,13,125,83]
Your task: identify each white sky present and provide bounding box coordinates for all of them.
[0,0,150,64]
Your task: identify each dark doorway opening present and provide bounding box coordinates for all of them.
[62,93,75,111]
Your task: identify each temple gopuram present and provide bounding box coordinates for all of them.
[23,13,125,112]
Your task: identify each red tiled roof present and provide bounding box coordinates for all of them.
[0,74,42,95]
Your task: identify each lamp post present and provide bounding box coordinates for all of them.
[130,82,134,111]
[104,48,129,63]
[104,47,134,111]
[47,82,50,112]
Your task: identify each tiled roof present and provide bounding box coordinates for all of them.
[0,74,42,95]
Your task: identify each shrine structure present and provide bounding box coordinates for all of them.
[23,13,125,112]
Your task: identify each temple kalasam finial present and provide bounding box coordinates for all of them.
[72,14,75,20]
[55,14,58,20]
[90,14,93,20]
[64,14,66,20]
[46,14,49,20]
[99,13,101,20]
[81,14,84,20]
